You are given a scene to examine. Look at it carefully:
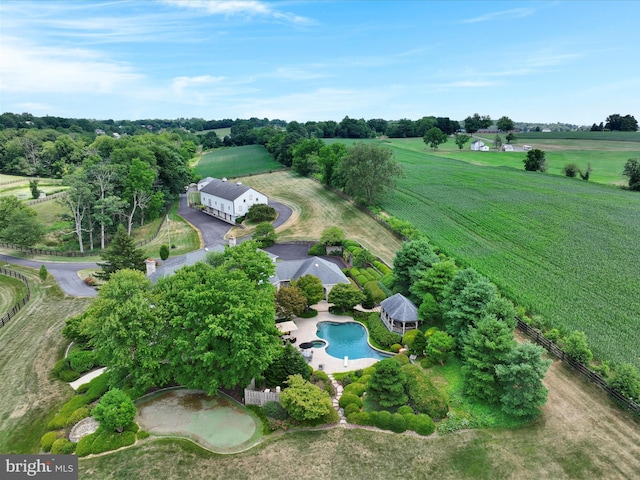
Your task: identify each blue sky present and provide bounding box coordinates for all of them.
[1,0,638,125]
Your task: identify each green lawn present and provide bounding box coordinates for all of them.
[379,141,640,368]
[195,145,283,179]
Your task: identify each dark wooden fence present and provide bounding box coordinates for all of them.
[0,268,31,328]
[516,317,640,417]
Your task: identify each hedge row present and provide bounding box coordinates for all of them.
[364,281,387,303]
[367,313,402,348]
[76,423,138,457]
[401,364,448,419]
[47,373,110,430]
[346,411,435,436]
[373,261,392,275]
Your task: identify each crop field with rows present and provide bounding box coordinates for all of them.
[381,141,640,368]
[195,145,283,179]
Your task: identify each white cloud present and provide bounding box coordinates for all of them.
[161,0,312,24]
[0,36,143,94]
[461,8,535,24]
[171,74,226,96]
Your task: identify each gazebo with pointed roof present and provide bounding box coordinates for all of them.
[380,293,421,335]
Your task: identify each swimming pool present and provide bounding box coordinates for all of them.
[316,321,390,360]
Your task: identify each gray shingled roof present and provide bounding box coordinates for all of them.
[200,178,252,201]
[380,293,419,322]
[271,257,348,286]
[148,246,223,282]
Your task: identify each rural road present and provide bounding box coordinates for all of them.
[1,195,293,298]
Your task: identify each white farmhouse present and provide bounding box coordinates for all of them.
[470,140,485,151]
[199,178,268,224]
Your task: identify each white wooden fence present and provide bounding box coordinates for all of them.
[244,389,280,406]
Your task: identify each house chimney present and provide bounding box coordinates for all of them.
[229,236,236,247]
[145,258,156,276]
[222,177,227,182]
[236,181,242,186]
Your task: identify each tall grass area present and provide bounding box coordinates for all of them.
[382,143,640,369]
[195,145,283,179]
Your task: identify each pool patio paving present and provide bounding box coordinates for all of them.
[291,301,383,374]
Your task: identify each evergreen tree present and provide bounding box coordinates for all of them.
[410,329,427,356]
[264,343,310,388]
[367,358,408,408]
[425,331,455,365]
[39,265,48,281]
[496,342,551,418]
[445,277,499,346]
[462,315,516,403]
[96,224,147,280]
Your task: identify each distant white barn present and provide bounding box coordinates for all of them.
[470,140,485,151]
[199,178,268,224]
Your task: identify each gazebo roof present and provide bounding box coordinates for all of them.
[380,293,419,323]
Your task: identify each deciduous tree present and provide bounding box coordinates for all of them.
[463,113,492,134]
[423,127,448,150]
[275,285,307,320]
[292,274,325,307]
[454,133,471,150]
[279,374,334,422]
[622,158,640,191]
[337,143,403,205]
[320,226,345,246]
[264,343,310,388]
[327,283,365,310]
[496,116,515,132]
[92,388,137,433]
[523,149,547,172]
[253,221,277,247]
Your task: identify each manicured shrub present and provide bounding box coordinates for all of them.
[403,413,417,431]
[84,373,110,401]
[48,396,90,430]
[401,364,448,419]
[68,350,98,374]
[343,403,361,417]
[308,243,326,256]
[246,204,277,223]
[368,313,402,348]
[403,329,419,348]
[347,411,370,425]
[321,408,340,425]
[62,441,76,454]
[75,433,95,457]
[389,413,407,433]
[341,374,353,386]
[381,273,394,289]
[350,247,362,256]
[357,374,371,385]
[311,370,335,396]
[375,410,392,430]
[373,261,392,275]
[350,267,361,277]
[58,370,81,382]
[137,430,150,440]
[344,382,366,397]
[397,405,414,415]
[51,438,71,455]
[364,281,387,303]
[343,240,360,249]
[414,414,436,436]
[356,275,368,286]
[425,326,439,338]
[159,244,170,261]
[41,431,58,452]
[368,411,379,426]
[363,367,376,376]
[390,344,402,353]
[262,401,288,420]
[393,354,410,365]
[67,407,90,427]
[298,308,318,318]
[339,393,363,409]
[92,389,137,433]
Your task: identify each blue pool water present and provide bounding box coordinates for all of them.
[316,322,390,360]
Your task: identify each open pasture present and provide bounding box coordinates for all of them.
[378,137,635,185]
[195,145,282,179]
[382,142,640,368]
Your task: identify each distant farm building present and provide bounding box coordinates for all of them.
[199,178,268,224]
[502,144,515,152]
[470,140,485,151]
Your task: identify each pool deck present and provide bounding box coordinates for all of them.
[291,302,383,374]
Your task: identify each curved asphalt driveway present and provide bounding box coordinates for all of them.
[0,195,293,298]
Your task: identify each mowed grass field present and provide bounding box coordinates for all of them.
[234,171,402,266]
[378,140,640,368]
[194,145,283,179]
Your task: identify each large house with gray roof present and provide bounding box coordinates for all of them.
[270,256,349,299]
[380,293,420,335]
[199,178,268,224]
